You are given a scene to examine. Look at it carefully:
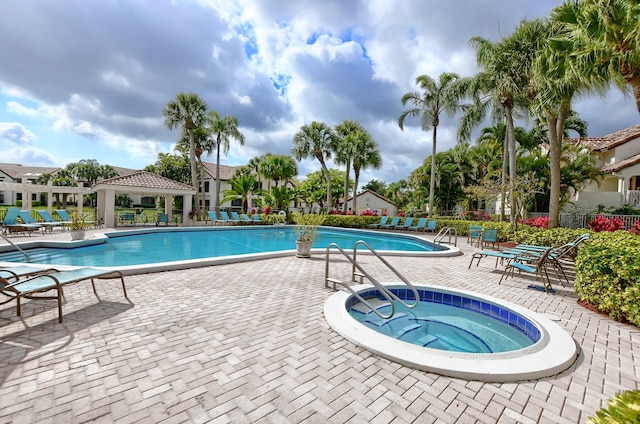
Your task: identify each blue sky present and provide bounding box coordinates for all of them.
[0,0,638,185]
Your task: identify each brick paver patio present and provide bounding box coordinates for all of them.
[1,228,638,423]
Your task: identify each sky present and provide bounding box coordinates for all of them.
[1,0,638,187]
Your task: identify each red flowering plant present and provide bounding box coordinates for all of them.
[588,215,625,232]
[522,216,549,229]
[262,205,272,215]
[360,209,377,216]
[397,211,404,217]
[629,221,640,235]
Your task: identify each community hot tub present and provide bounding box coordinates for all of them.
[324,283,578,382]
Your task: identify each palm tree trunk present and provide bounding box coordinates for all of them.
[343,160,351,213]
[546,101,570,228]
[318,156,332,210]
[197,155,206,218]
[505,107,517,229]
[352,167,360,213]
[500,131,508,222]
[188,128,200,216]
[428,126,437,218]
[215,141,221,212]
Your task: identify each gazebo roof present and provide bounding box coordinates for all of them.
[93,171,196,195]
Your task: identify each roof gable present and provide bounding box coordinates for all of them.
[94,171,195,192]
[347,189,396,206]
[570,124,640,152]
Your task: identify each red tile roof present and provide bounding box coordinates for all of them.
[600,153,640,173]
[570,124,640,152]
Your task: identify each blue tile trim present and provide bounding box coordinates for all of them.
[347,288,541,343]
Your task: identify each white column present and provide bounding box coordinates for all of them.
[183,194,192,225]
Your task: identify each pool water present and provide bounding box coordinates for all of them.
[0,227,445,267]
[348,288,537,353]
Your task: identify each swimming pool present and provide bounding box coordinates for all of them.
[0,226,460,274]
[325,283,578,382]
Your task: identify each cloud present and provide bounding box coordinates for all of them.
[0,122,36,144]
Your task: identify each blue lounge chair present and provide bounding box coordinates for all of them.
[425,220,437,233]
[394,217,414,230]
[218,211,239,225]
[369,216,389,229]
[380,216,401,229]
[0,267,127,322]
[240,213,254,224]
[206,211,219,225]
[37,209,71,229]
[56,209,95,227]
[252,214,264,224]
[499,247,556,293]
[230,211,244,224]
[156,213,170,226]
[2,208,42,235]
[407,217,427,232]
[21,210,62,232]
[0,265,57,283]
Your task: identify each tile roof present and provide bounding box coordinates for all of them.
[570,124,640,152]
[96,171,196,191]
[201,162,246,180]
[0,163,60,179]
[348,189,397,206]
[600,152,640,173]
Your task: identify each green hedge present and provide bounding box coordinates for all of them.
[575,231,640,326]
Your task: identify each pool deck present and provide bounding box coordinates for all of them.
[0,227,638,423]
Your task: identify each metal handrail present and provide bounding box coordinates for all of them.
[324,240,420,319]
[434,226,457,246]
[0,232,30,260]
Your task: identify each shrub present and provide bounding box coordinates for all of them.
[575,231,640,326]
[587,390,640,424]
[360,209,377,216]
[522,216,549,229]
[589,215,625,232]
[262,205,272,215]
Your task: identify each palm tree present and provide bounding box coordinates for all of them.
[163,93,208,213]
[351,131,382,213]
[220,171,260,213]
[206,111,245,211]
[259,153,297,188]
[398,73,466,217]
[292,121,337,210]
[334,120,366,213]
[552,0,640,114]
[177,126,212,213]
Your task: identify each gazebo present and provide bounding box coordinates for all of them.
[93,171,196,227]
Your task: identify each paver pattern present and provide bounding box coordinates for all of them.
[1,228,639,423]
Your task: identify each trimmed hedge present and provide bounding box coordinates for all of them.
[575,231,640,327]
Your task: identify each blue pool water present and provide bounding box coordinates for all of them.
[0,227,445,267]
[348,288,538,353]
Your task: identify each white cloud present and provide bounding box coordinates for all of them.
[0,122,36,144]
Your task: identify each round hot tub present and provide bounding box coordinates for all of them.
[324,284,578,382]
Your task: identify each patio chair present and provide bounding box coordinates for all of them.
[56,209,95,227]
[0,265,57,283]
[481,228,499,250]
[379,216,401,229]
[369,215,389,228]
[252,214,264,224]
[218,211,239,225]
[0,267,127,323]
[20,210,62,233]
[156,213,170,226]
[499,247,556,293]
[206,211,219,225]
[394,217,414,230]
[37,209,71,230]
[468,225,483,247]
[3,208,42,235]
[407,217,428,231]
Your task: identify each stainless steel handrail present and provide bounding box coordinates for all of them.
[0,232,30,260]
[324,240,420,319]
[434,226,457,246]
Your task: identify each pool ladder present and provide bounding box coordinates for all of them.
[0,232,30,260]
[434,226,457,246]
[324,240,419,319]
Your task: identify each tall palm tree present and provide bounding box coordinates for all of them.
[163,93,208,213]
[553,0,640,114]
[259,153,297,188]
[351,131,382,213]
[220,171,260,213]
[398,72,466,217]
[206,111,245,211]
[334,120,366,213]
[292,121,337,209]
[177,126,212,213]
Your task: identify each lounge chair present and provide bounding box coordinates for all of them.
[36,209,71,230]
[0,265,57,283]
[230,211,244,224]
[240,213,254,224]
[394,217,414,230]
[499,247,556,293]
[206,211,219,226]
[2,208,42,235]
[369,216,389,229]
[425,220,437,233]
[0,267,127,323]
[407,217,428,232]
[218,211,239,225]
[379,216,401,229]
[21,210,63,233]
[252,214,264,224]
[56,209,95,228]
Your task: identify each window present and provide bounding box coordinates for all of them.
[204,181,210,193]
[231,199,242,208]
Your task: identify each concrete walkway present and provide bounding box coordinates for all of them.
[0,228,638,423]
